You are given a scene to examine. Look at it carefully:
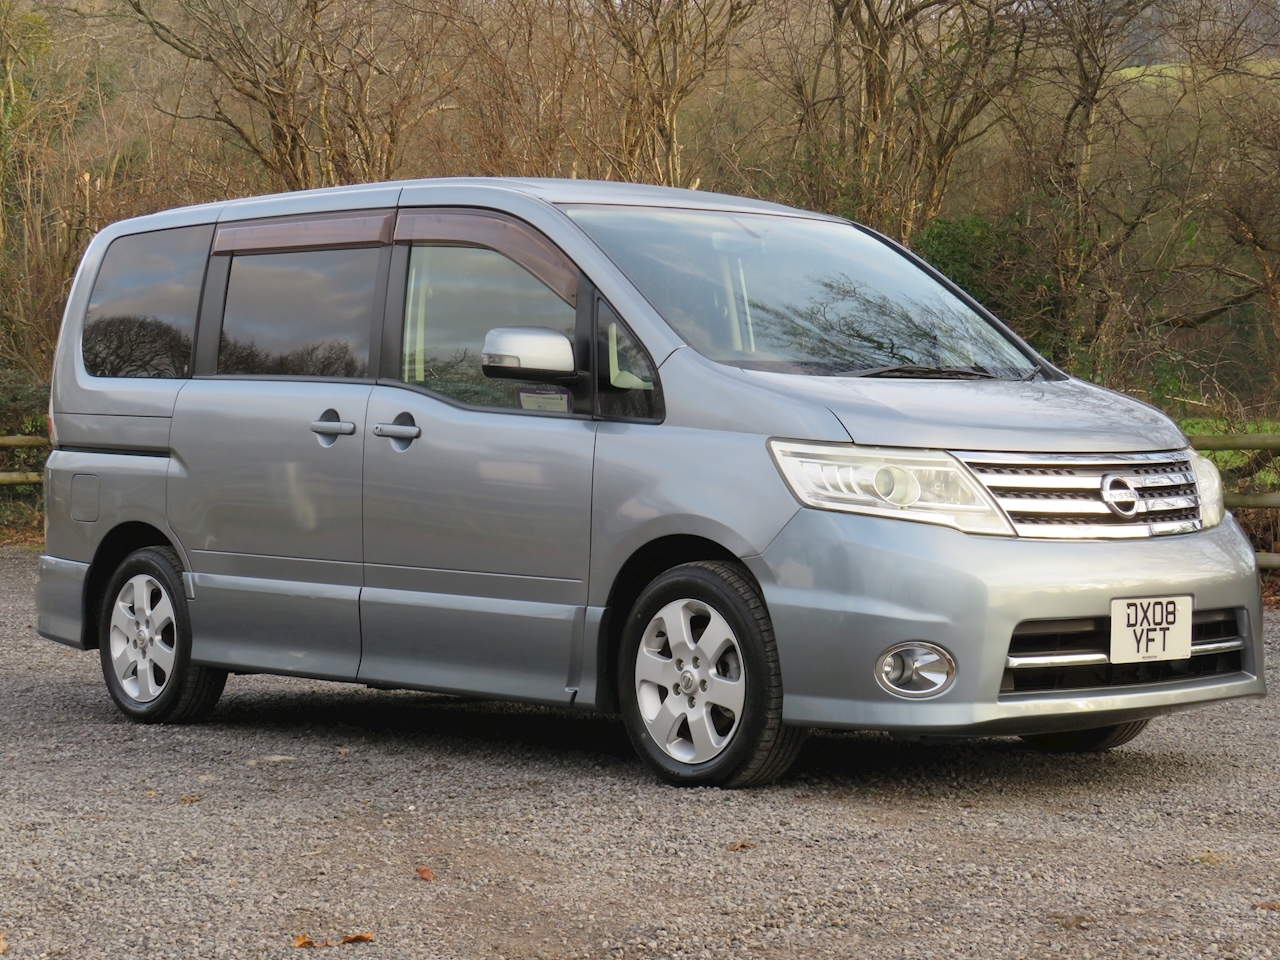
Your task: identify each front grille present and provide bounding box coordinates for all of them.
[1000,609,1245,694]
[956,450,1201,539]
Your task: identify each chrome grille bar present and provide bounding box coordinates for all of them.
[956,450,1202,539]
[1006,640,1243,670]
[1005,608,1244,669]
[1006,651,1109,669]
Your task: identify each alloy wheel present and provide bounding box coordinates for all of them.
[108,573,177,703]
[633,597,746,764]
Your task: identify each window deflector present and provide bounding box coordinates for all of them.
[213,209,394,254]
[393,209,578,308]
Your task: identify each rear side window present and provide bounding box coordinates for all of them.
[82,225,213,378]
[401,245,577,409]
[218,248,378,377]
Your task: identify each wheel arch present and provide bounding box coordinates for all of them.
[81,522,184,649]
[593,534,748,713]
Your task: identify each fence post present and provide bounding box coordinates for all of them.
[0,436,47,485]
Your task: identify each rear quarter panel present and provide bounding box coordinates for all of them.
[44,449,187,567]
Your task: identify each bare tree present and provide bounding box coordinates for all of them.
[121,0,459,189]
[587,0,755,186]
[750,0,1027,239]
[0,3,130,375]
[446,0,592,178]
[449,0,754,187]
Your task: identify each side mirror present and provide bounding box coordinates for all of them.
[481,327,577,383]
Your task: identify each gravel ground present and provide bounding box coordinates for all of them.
[2,545,1279,960]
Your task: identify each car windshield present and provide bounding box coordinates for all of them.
[564,205,1038,379]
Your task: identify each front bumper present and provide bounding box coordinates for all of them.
[747,510,1265,734]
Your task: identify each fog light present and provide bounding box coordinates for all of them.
[875,642,956,699]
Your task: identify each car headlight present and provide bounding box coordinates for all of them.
[1190,449,1225,529]
[768,440,1014,536]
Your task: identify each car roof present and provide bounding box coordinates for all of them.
[390,177,833,216]
[112,177,846,234]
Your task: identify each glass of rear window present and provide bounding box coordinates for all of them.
[82,225,213,378]
[563,205,1036,379]
[218,248,378,377]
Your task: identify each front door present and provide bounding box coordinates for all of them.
[169,223,388,678]
[359,216,596,703]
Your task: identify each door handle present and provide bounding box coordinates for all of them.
[373,423,422,440]
[311,420,356,436]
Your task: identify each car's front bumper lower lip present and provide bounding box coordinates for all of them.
[748,509,1265,734]
[779,671,1264,736]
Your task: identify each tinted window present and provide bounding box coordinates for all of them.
[565,206,1036,379]
[218,248,377,377]
[401,245,578,410]
[597,302,662,420]
[82,225,213,378]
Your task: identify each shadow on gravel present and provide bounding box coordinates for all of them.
[785,728,1198,795]
[202,683,1197,794]
[213,685,639,763]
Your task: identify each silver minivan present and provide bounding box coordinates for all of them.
[36,178,1265,786]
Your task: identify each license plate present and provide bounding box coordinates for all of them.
[1109,595,1193,664]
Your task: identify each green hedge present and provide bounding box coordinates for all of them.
[0,370,50,437]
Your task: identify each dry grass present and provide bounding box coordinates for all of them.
[0,494,43,548]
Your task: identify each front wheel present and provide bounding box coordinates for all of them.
[1020,719,1150,753]
[98,546,227,723]
[618,560,805,787]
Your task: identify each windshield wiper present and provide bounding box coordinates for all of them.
[840,364,1000,380]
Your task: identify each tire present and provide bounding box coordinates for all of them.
[98,546,227,724]
[618,560,806,787]
[1020,719,1150,753]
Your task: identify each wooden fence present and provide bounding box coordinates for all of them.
[0,435,47,486]
[3,432,1280,567]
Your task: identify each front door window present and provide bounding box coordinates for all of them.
[401,245,577,410]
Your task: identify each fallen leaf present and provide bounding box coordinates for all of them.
[294,932,376,948]
[179,796,202,804]
[144,790,156,798]
[1255,902,1280,910]
[1194,853,1224,866]
[415,865,434,881]
[727,838,756,852]
[0,932,8,955]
